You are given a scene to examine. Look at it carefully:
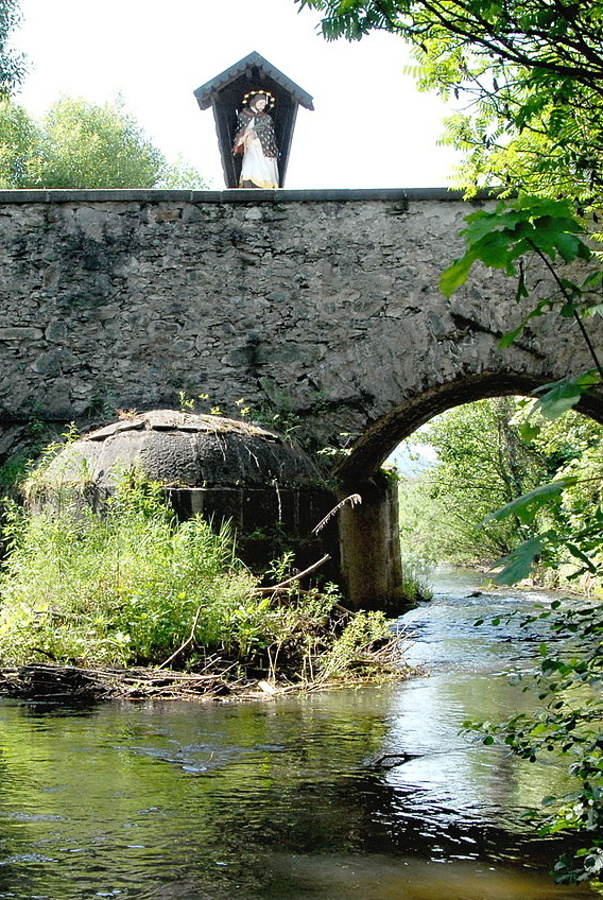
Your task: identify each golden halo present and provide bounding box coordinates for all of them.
[242,90,276,110]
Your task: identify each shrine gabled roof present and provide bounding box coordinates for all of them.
[193,51,314,111]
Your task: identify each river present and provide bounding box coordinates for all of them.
[0,570,598,899]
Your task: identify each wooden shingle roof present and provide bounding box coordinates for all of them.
[193,52,314,188]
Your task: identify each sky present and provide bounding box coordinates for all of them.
[13,0,461,190]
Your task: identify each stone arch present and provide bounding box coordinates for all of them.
[337,371,603,484]
[335,371,603,611]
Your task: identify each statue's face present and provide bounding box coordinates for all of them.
[254,97,267,112]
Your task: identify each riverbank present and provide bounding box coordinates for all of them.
[0,629,413,704]
[0,473,419,694]
[0,572,596,900]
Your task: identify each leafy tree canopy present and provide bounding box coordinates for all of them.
[296,0,603,205]
[0,0,25,96]
[0,96,207,190]
[398,398,551,565]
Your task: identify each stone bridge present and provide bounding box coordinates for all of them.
[1,188,602,605]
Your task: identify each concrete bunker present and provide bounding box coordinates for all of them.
[24,409,407,611]
[26,409,341,580]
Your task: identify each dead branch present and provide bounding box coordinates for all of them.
[254,554,331,595]
[311,493,362,535]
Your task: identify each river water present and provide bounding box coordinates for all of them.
[0,570,598,900]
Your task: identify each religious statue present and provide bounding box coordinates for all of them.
[232,90,279,189]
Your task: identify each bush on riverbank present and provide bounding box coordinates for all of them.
[397,400,603,594]
[0,474,403,689]
[400,551,433,604]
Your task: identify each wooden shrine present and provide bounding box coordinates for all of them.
[194,51,314,189]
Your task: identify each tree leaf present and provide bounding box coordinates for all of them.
[492,535,547,585]
[518,420,541,442]
[533,381,585,419]
[565,543,597,573]
[440,251,477,296]
[499,325,524,349]
[485,481,575,524]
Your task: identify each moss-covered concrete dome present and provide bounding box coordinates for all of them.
[26,410,338,575]
[34,409,324,490]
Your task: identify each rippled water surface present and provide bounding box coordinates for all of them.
[0,570,597,899]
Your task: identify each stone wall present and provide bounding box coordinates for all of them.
[2,187,602,610]
[1,187,602,477]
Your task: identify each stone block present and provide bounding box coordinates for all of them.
[0,327,44,341]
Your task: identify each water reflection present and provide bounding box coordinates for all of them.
[0,570,597,899]
[266,853,590,899]
[384,570,581,824]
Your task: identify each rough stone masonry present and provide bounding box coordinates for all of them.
[1,188,601,474]
[1,187,602,606]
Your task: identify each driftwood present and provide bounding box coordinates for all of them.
[0,642,413,704]
[0,661,260,703]
[0,625,413,705]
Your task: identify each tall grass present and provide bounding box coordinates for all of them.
[0,474,399,683]
[0,476,259,666]
[400,551,433,604]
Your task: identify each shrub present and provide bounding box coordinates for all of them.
[0,475,257,666]
[0,474,402,685]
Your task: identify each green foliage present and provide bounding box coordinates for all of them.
[158,155,211,190]
[297,0,603,206]
[316,608,394,682]
[0,96,207,189]
[32,97,165,189]
[298,1,603,396]
[298,0,603,412]
[435,181,603,610]
[490,490,603,589]
[399,398,550,566]
[485,479,577,527]
[0,0,24,97]
[531,373,603,421]
[490,533,551,585]
[440,195,592,297]
[0,473,400,688]
[0,475,256,666]
[436,189,603,596]
[398,400,603,593]
[455,406,603,882]
[484,408,603,588]
[398,473,449,563]
[0,98,37,187]
[439,196,603,421]
[399,551,433,604]
[466,599,603,883]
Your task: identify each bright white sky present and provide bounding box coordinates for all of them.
[14,0,461,190]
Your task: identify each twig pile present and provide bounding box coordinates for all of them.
[0,624,414,704]
[0,661,260,703]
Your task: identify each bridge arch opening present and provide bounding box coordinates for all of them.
[334,373,603,612]
[336,372,603,486]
